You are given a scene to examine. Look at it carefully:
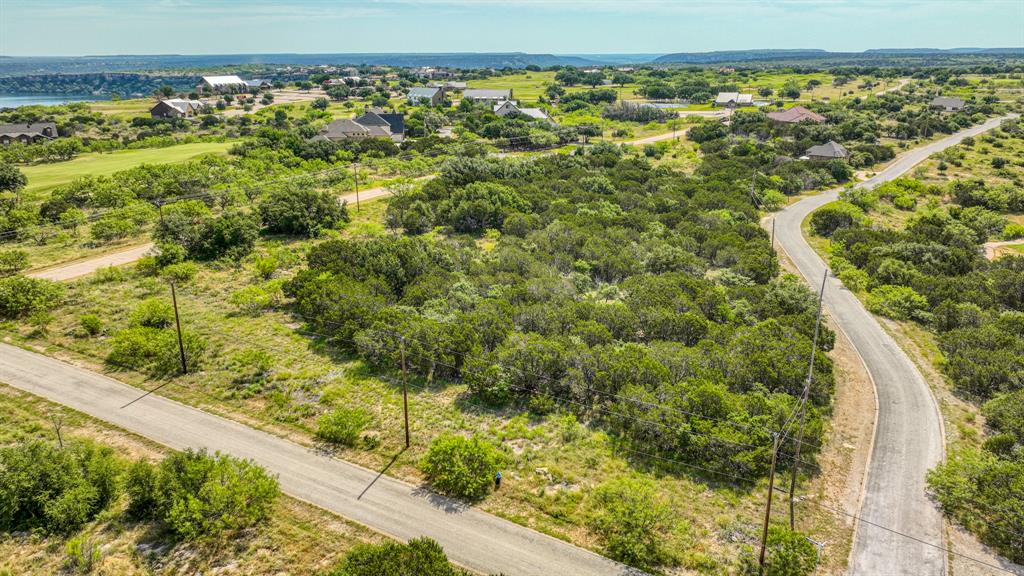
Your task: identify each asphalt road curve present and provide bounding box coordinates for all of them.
[771,116,1013,575]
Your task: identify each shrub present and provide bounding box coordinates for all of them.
[0,249,29,277]
[79,314,103,336]
[64,536,103,573]
[0,275,64,319]
[1001,223,1024,240]
[927,448,1024,562]
[316,407,372,447]
[0,440,123,535]
[588,476,672,570]
[258,186,349,236]
[125,449,279,540]
[230,285,272,315]
[130,297,174,328]
[251,255,279,279]
[328,537,462,576]
[161,261,198,283]
[421,434,505,500]
[193,212,259,261]
[837,267,870,292]
[809,201,863,237]
[866,285,929,321]
[741,526,818,576]
[107,326,205,375]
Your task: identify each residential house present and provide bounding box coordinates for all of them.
[407,86,445,107]
[493,100,555,124]
[766,105,827,124]
[930,96,966,112]
[0,122,58,146]
[415,67,456,80]
[353,109,405,143]
[430,81,467,91]
[198,75,249,93]
[244,79,273,90]
[319,118,376,141]
[463,89,513,103]
[150,98,205,119]
[805,141,849,161]
[714,92,754,107]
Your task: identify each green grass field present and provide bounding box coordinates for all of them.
[88,98,158,120]
[20,141,236,198]
[467,71,640,103]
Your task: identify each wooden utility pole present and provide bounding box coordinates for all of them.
[169,281,187,375]
[400,337,410,448]
[352,162,361,213]
[759,431,782,571]
[788,269,828,530]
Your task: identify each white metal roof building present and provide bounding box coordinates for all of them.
[199,75,249,91]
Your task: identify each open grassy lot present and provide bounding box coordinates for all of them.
[0,383,386,576]
[2,194,855,575]
[915,126,1024,187]
[88,98,161,120]
[733,72,905,101]
[20,141,236,198]
[467,71,641,103]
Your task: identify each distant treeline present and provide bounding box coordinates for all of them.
[0,73,198,97]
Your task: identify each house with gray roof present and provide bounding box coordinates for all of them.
[319,109,406,143]
[493,100,554,124]
[929,96,966,112]
[407,86,444,107]
[150,98,205,119]
[355,109,406,143]
[766,105,826,124]
[0,122,58,146]
[463,88,513,103]
[805,140,849,161]
[320,118,375,141]
[714,92,753,107]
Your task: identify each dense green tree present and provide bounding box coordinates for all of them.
[125,449,279,541]
[258,186,349,237]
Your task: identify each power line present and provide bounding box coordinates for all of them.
[23,294,1024,566]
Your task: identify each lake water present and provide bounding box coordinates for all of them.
[0,94,111,108]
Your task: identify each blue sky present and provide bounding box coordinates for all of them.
[1,0,1022,57]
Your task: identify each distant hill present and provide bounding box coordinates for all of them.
[0,52,613,77]
[654,47,1024,65]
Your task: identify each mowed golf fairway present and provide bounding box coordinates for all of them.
[21,141,236,196]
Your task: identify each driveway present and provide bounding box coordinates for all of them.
[770,116,1012,575]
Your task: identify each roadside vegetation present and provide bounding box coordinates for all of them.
[807,117,1024,563]
[0,384,462,575]
[3,62,1024,574]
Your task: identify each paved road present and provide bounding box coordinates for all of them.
[982,239,1024,260]
[27,243,155,282]
[23,178,427,283]
[771,116,1012,575]
[0,343,639,576]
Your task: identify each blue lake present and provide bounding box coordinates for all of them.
[0,94,111,108]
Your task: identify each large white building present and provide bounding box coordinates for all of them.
[198,75,249,92]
